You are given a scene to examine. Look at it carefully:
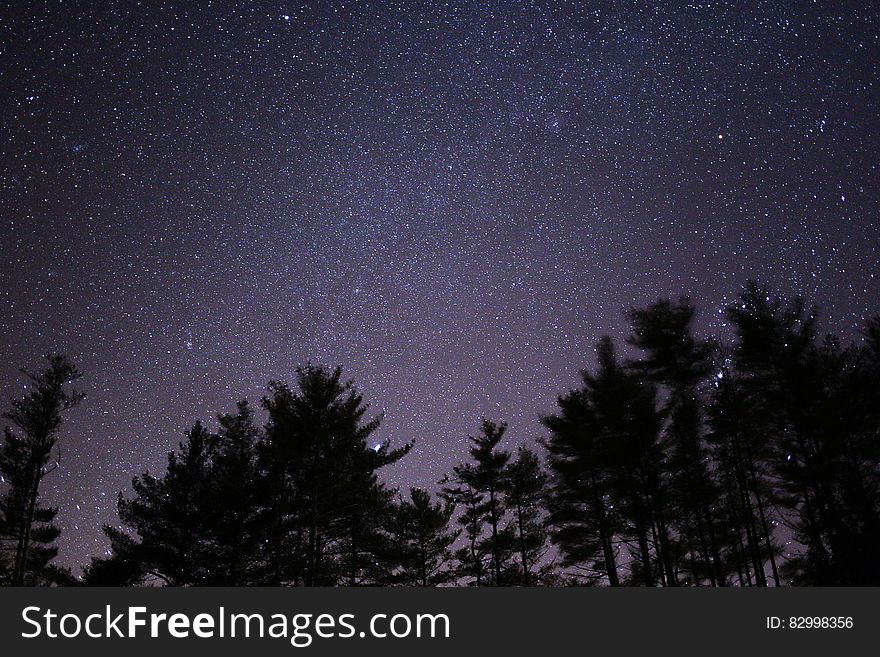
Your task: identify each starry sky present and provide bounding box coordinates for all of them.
[1,1,878,571]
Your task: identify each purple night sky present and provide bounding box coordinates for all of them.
[1,2,877,570]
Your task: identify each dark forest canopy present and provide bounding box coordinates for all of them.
[1,282,879,586]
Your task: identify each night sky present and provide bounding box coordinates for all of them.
[1,2,877,571]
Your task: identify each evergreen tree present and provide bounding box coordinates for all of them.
[105,421,217,585]
[440,468,487,586]
[101,367,411,587]
[261,366,410,586]
[336,438,410,586]
[543,340,624,586]
[386,488,458,586]
[203,400,264,585]
[628,299,727,586]
[706,337,782,587]
[727,285,880,584]
[81,548,146,586]
[96,406,267,586]
[0,355,82,586]
[504,445,549,586]
[595,349,673,587]
[444,420,514,586]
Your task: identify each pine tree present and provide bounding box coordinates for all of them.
[706,336,782,587]
[106,421,216,585]
[725,284,825,583]
[727,285,880,584]
[81,549,146,586]
[203,400,264,585]
[386,488,458,586]
[440,468,487,586]
[261,366,410,586]
[543,340,624,586]
[0,355,82,586]
[595,347,673,587]
[504,445,549,586]
[336,438,411,586]
[628,299,727,586]
[96,404,267,586]
[444,420,514,586]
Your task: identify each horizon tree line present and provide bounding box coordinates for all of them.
[1,281,878,586]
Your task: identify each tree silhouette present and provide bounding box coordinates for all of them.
[726,285,880,584]
[100,421,216,585]
[543,339,628,586]
[706,335,782,587]
[627,299,727,586]
[440,466,487,586]
[203,400,264,585]
[8,280,880,587]
[504,445,549,586]
[443,419,515,586]
[0,355,82,586]
[94,366,414,587]
[385,488,458,586]
[260,365,411,586]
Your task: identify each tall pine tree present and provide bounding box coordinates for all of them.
[628,299,727,586]
[261,366,410,586]
[386,488,458,586]
[543,340,625,586]
[443,420,514,586]
[102,421,217,585]
[203,400,264,585]
[0,355,82,586]
[504,445,549,586]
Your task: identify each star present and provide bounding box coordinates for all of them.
[0,0,875,574]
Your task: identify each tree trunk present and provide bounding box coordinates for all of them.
[747,455,780,586]
[515,500,530,586]
[488,488,501,585]
[14,458,43,585]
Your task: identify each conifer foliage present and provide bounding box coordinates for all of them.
[4,282,880,586]
[0,355,82,586]
[385,488,458,586]
[541,287,880,586]
[442,420,551,586]
[86,366,413,586]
